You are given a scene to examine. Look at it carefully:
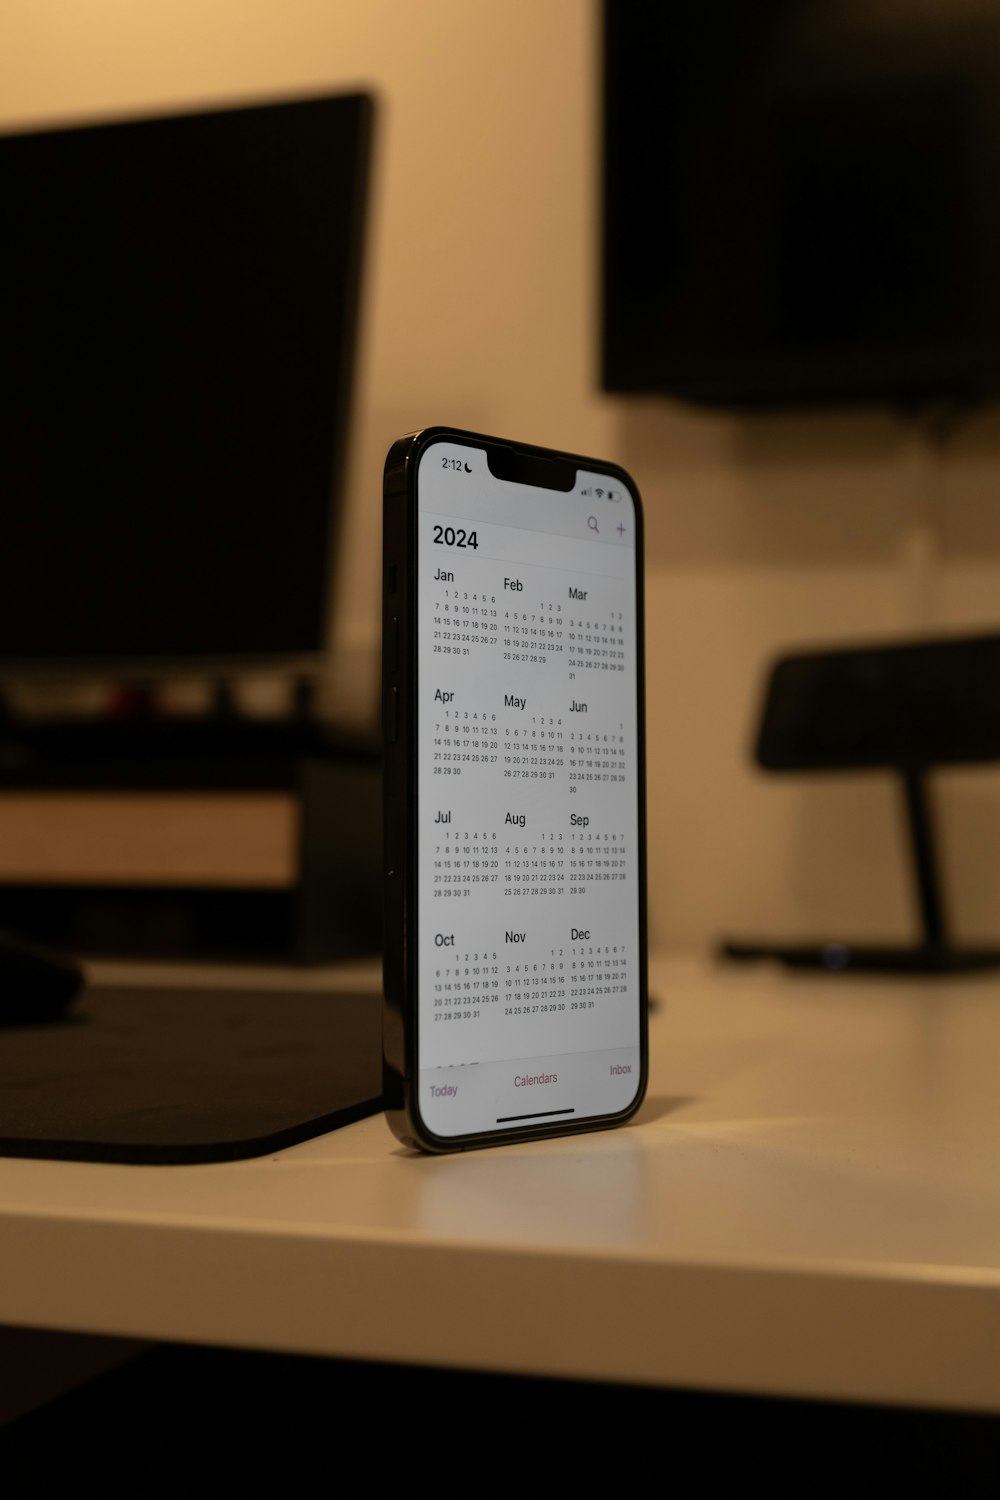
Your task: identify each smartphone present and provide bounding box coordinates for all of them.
[382,428,647,1151]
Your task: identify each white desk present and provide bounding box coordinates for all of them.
[2,956,1000,1413]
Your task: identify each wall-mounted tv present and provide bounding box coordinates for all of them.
[603,1,1000,410]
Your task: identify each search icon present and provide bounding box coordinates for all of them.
[587,515,599,534]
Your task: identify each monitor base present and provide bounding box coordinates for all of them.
[720,940,1000,974]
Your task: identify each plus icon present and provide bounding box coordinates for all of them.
[616,522,626,537]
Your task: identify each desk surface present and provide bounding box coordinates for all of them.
[2,956,1000,1412]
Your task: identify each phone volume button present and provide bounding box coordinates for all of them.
[391,617,400,672]
[390,686,399,744]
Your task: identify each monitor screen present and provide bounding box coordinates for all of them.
[603,2,1000,409]
[0,93,372,664]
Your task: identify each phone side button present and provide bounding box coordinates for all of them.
[389,686,399,743]
[391,617,400,672]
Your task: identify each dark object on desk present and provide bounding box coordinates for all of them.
[0,935,83,1024]
[723,634,1000,975]
[0,984,382,1163]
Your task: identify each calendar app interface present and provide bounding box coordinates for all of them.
[417,440,643,1138]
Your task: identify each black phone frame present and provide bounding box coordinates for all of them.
[382,426,648,1152]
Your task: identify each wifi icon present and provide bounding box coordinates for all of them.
[595,487,604,499]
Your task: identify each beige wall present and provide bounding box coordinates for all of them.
[4,0,1000,952]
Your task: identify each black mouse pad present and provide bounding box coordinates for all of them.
[0,985,383,1164]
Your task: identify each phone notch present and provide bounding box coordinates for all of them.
[485,443,576,491]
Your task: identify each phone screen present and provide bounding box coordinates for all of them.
[416,438,643,1139]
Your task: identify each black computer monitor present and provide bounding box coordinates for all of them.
[603,2,1000,410]
[0,92,372,667]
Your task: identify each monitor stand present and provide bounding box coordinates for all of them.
[0,711,381,964]
[721,940,1000,974]
[722,768,1000,975]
